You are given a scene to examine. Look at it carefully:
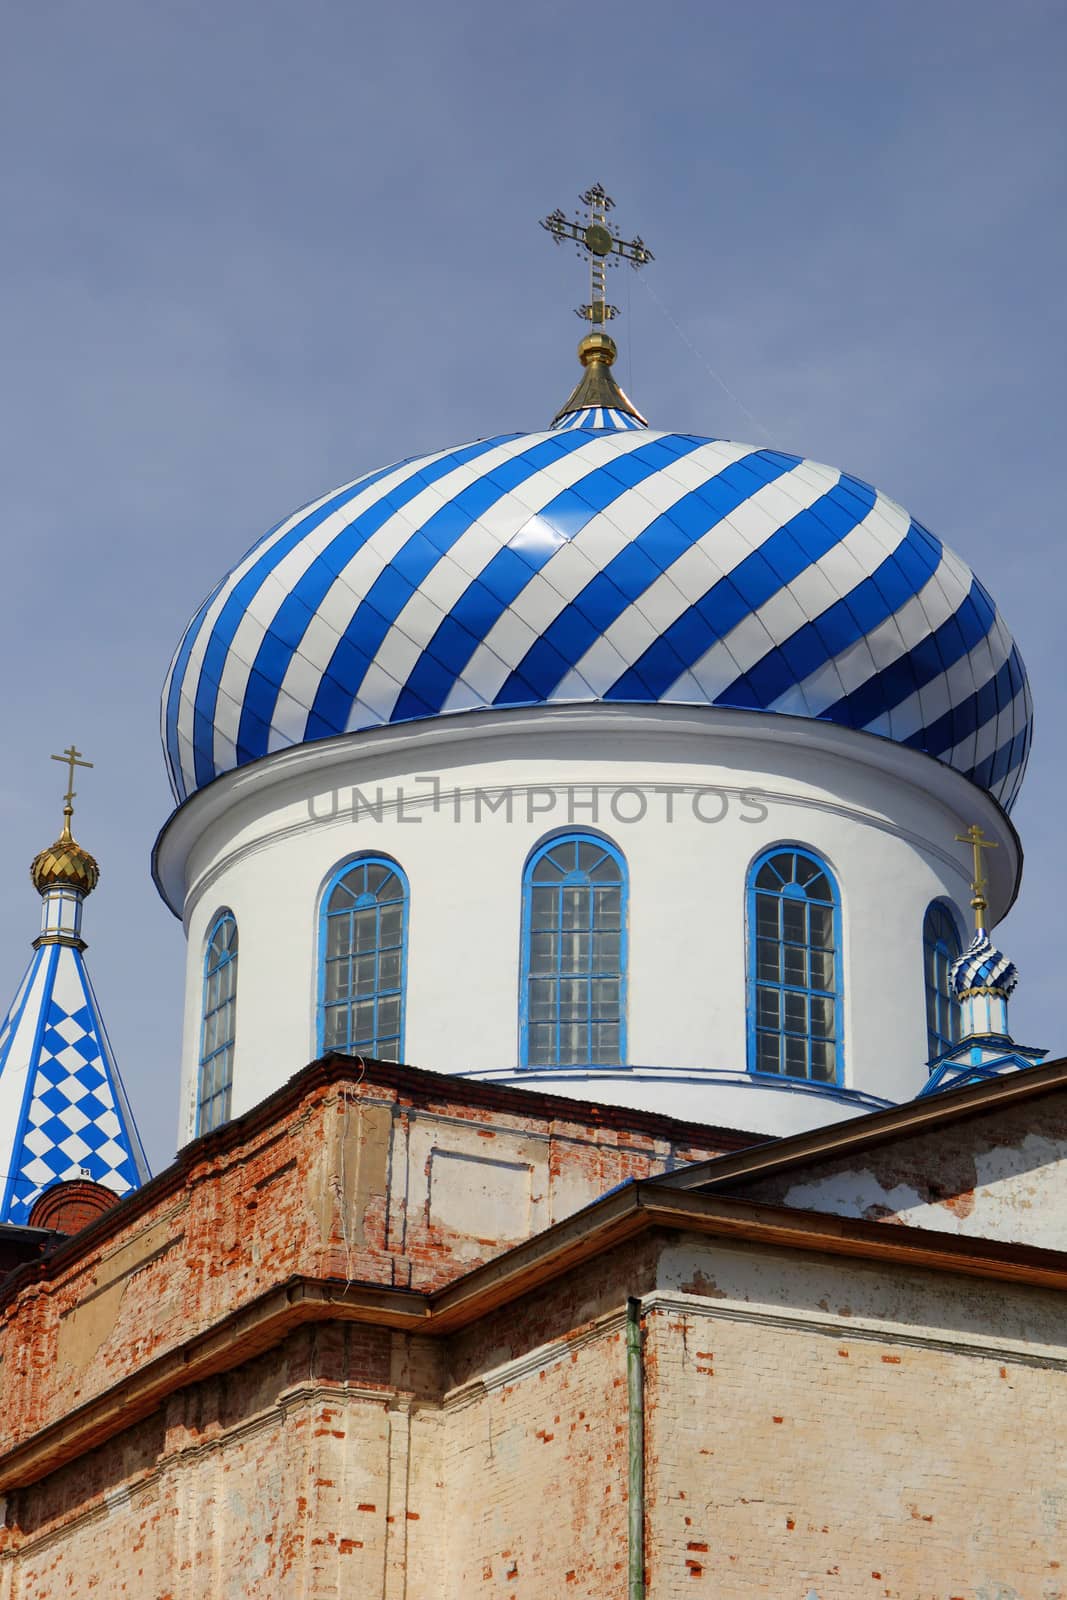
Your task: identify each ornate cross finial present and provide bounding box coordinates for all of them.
[50,744,93,835]
[955,822,998,932]
[540,184,654,332]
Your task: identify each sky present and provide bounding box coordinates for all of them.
[0,0,1064,1174]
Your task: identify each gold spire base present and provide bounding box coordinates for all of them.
[552,334,648,427]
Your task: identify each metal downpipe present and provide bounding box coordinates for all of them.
[626,1296,646,1600]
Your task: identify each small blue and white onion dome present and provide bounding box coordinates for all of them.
[0,756,149,1224]
[950,927,1019,1041]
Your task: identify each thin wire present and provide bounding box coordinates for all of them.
[638,274,775,443]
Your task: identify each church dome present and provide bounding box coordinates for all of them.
[30,818,100,896]
[162,354,1032,813]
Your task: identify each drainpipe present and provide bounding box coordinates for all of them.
[626,1296,646,1600]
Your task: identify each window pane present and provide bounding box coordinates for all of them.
[328,880,356,913]
[379,905,403,945]
[361,998,384,1037]
[809,904,833,948]
[811,1038,835,1082]
[756,895,779,937]
[528,1024,554,1065]
[377,996,400,1038]
[782,899,807,944]
[529,979,554,1023]
[591,978,620,1017]
[531,886,557,930]
[594,886,622,930]
[593,1022,620,1063]
[756,939,779,982]
[811,995,835,1038]
[577,842,604,874]
[757,987,780,1028]
[560,931,590,972]
[558,979,588,1022]
[326,916,352,959]
[352,954,376,996]
[810,949,835,990]
[379,948,402,989]
[756,1032,780,1073]
[530,932,557,975]
[784,1036,808,1078]
[783,946,808,986]
[323,1006,348,1051]
[558,1021,586,1065]
[783,992,807,1034]
[561,887,587,931]
[592,931,621,970]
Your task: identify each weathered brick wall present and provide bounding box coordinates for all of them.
[648,1238,1067,1598]
[0,1061,739,1504]
[0,1324,446,1600]
[1,1229,1064,1597]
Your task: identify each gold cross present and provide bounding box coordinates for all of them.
[50,743,93,823]
[955,822,998,932]
[540,184,654,332]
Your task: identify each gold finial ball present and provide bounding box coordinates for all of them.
[30,821,100,897]
[577,332,618,368]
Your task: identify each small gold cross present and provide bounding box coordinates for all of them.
[50,744,93,823]
[955,822,998,931]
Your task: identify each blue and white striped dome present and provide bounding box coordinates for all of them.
[162,405,1032,810]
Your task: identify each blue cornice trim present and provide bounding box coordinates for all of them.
[467,1063,893,1113]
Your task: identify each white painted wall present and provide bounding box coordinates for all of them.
[153,704,1021,1145]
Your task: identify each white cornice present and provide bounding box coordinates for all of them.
[152,703,1021,920]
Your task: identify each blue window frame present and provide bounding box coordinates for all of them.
[521,833,627,1069]
[319,856,407,1060]
[197,912,238,1135]
[923,901,961,1061]
[747,847,842,1084]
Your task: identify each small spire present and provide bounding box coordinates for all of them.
[30,744,99,902]
[541,185,653,429]
[950,823,1013,1043]
[0,743,148,1220]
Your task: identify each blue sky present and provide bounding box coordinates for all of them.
[1,0,1064,1172]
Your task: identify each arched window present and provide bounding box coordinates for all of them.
[197,912,238,1135]
[521,833,626,1069]
[923,902,962,1061]
[320,857,407,1060]
[747,847,841,1084]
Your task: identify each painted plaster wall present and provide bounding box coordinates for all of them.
[158,705,1012,1138]
[731,1091,1067,1249]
